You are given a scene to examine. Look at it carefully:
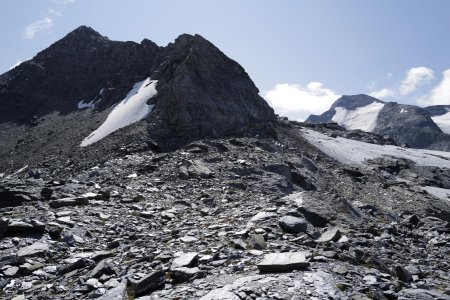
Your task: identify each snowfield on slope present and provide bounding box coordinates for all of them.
[332,102,384,132]
[81,78,157,147]
[431,111,450,134]
[301,129,450,168]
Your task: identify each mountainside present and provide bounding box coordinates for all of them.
[306,94,450,150]
[1,27,450,300]
[0,26,275,173]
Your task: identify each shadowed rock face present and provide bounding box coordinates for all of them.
[374,102,448,149]
[146,34,276,148]
[0,26,160,123]
[0,26,275,170]
[424,105,450,116]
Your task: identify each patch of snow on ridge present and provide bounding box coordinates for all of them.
[301,128,450,168]
[431,111,450,134]
[332,102,384,132]
[81,78,157,147]
[77,100,96,109]
[423,186,450,201]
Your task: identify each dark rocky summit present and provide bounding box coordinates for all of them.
[0,26,275,173]
[307,94,450,151]
[1,27,450,299]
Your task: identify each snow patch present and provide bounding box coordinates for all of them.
[301,129,450,168]
[400,108,408,114]
[77,100,96,109]
[332,102,384,132]
[431,111,450,134]
[423,186,450,201]
[81,78,157,147]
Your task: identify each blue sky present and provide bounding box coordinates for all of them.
[1,0,450,120]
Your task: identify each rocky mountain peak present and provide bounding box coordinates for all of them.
[64,25,105,40]
[0,26,275,167]
[331,94,383,110]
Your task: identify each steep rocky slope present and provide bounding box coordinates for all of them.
[1,121,450,299]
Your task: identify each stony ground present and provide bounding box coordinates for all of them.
[1,123,450,300]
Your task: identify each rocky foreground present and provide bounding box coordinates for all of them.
[1,123,450,300]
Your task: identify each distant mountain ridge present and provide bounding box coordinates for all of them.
[306,94,450,151]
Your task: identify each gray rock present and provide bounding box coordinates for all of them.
[398,288,450,300]
[179,159,213,178]
[170,267,204,283]
[128,271,165,297]
[6,220,46,235]
[316,228,342,243]
[96,280,128,300]
[279,215,308,233]
[17,242,49,257]
[171,252,198,269]
[247,234,266,250]
[49,197,89,208]
[257,252,310,272]
[395,265,413,282]
[88,259,117,278]
[301,156,318,172]
[200,289,240,300]
[3,266,19,277]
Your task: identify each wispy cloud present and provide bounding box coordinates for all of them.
[52,0,76,5]
[264,82,340,121]
[418,69,450,106]
[368,66,434,100]
[399,67,434,95]
[369,88,395,99]
[23,0,74,40]
[23,17,54,40]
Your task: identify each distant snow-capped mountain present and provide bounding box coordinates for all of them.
[306,94,450,151]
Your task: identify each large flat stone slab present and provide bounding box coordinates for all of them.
[17,242,49,258]
[257,252,310,272]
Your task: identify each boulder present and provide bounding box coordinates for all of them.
[257,252,310,272]
[279,216,308,234]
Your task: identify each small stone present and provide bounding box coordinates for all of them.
[316,228,342,243]
[86,278,103,289]
[17,242,49,258]
[127,271,165,297]
[247,234,266,250]
[170,267,203,283]
[395,265,413,282]
[4,266,19,277]
[332,265,348,275]
[363,275,377,285]
[279,215,308,234]
[171,252,199,269]
[180,235,198,243]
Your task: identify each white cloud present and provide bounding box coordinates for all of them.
[369,88,395,99]
[48,9,63,17]
[23,17,53,40]
[52,0,76,5]
[9,59,23,70]
[264,82,340,121]
[9,58,31,70]
[418,69,450,106]
[399,67,434,95]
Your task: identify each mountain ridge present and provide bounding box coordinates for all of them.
[306,94,450,150]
